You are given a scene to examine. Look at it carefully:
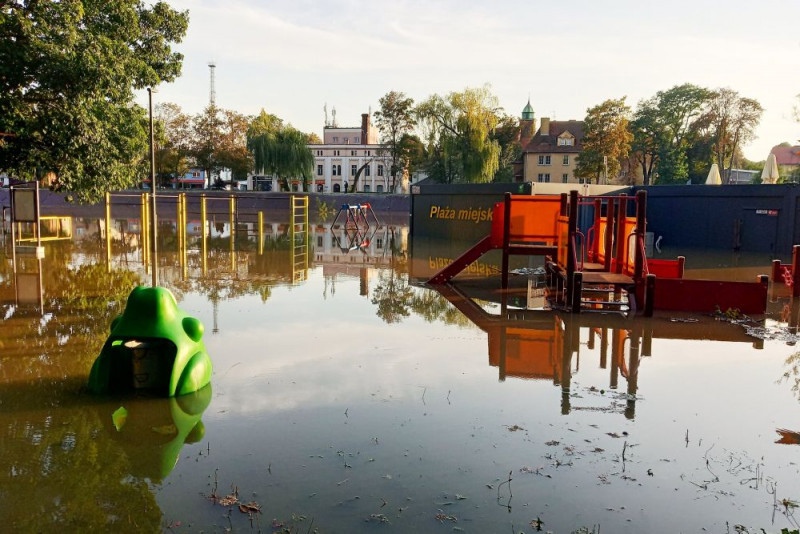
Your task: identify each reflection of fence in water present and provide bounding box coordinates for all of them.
[103,193,311,283]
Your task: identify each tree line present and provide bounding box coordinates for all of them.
[576,84,769,185]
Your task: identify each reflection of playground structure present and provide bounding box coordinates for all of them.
[99,385,212,481]
[433,283,764,419]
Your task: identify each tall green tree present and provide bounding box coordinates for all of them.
[0,1,188,202]
[703,88,763,183]
[575,97,633,183]
[154,102,192,186]
[247,117,314,192]
[416,85,501,184]
[374,91,416,192]
[630,84,711,184]
[491,114,522,182]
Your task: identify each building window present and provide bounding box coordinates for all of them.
[538,155,551,165]
[317,236,323,247]
[365,165,370,176]
[333,183,341,192]
[366,150,371,156]
[317,164,323,176]
[351,164,357,176]
[377,184,384,192]
[337,164,341,176]
[335,150,340,156]
[332,164,341,176]
[343,137,349,144]
[333,137,338,142]
[557,137,574,146]
[364,184,370,192]
[317,150,322,156]
[562,174,569,183]
[354,137,359,143]
[537,173,550,183]
[377,165,384,176]
[376,238,383,249]
[562,155,570,165]
[351,150,356,156]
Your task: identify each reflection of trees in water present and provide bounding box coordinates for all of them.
[0,401,161,533]
[368,229,471,327]
[172,229,310,304]
[0,251,161,531]
[782,351,800,400]
[370,271,471,328]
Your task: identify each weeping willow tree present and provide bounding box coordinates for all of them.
[247,112,314,191]
[415,84,501,184]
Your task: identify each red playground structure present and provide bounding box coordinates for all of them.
[428,190,774,316]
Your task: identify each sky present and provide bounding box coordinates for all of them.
[141,0,800,161]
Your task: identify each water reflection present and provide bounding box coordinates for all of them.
[4,213,800,532]
[430,282,766,421]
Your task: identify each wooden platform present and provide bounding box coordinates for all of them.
[580,272,634,286]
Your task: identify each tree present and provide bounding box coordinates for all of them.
[0,1,188,202]
[630,84,712,185]
[630,98,662,185]
[214,109,252,183]
[374,91,416,192]
[575,98,633,183]
[416,85,501,184]
[154,102,192,187]
[703,88,763,183]
[491,114,522,182]
[247,122,314,192]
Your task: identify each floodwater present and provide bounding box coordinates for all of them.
[1,209,800,534]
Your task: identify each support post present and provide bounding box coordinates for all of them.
[644,274,656,317]
[571,271,583,313]
[229,196,235,254]
[634,190,647,282]
[565,190,579,305]
[258,211,264,255]
[501,193,512,293]
[201,194,207,276]
[614,196,628,274]
[105,192,112,270]
[604,197,614,271]
[793,245,800,298]
[592,198,602,261]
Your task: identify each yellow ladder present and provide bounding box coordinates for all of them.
[290,195,309,283]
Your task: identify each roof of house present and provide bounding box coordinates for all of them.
[521,120,584,154]
[770,145,800,166]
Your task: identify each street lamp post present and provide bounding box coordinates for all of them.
[148,87,158,287]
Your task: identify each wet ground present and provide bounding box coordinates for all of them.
[1,212,800,533]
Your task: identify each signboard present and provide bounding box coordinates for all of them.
[11,188,37,222]
[755,209,779,216]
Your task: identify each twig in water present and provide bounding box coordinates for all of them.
[622,441,628,472]
[685,429,689,447]
[496,470,513,512]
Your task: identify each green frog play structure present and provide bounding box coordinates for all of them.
[89,286,212,396]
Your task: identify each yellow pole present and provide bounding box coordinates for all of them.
[182,193,188,279]
[258,210,264,255]
[105,192,112,270]
[141,193,148,269]
[229,196,235,252]
[178,193,184,269]
[201,194,207,276]
[304,196,309,276]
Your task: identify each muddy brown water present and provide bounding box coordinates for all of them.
[1,216,799,533]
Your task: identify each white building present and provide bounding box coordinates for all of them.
[247,113,390,193]
[307,113,393,193]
